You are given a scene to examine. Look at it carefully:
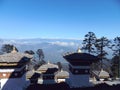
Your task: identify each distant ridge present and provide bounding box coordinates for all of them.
[0,38,81,63]
[0,38,112,63]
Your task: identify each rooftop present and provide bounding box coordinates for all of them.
[36,62,59,74]
[37,62,59,71]
[92,69,110,79]
[55,70,69,78]
[63,53,99,62]
[0,52,33,63]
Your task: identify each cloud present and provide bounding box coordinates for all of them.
[50,41,78,47]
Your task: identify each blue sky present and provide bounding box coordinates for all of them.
[0,0,120,39]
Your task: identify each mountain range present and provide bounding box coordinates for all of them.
[0,38,82,63]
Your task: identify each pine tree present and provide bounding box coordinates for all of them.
[82,32,97,54]
[24,50,35,55]
[36,49,44,61]
[95,37,110,68]
[112,37,120,56]
[111,37,120,77]
[111,56,119,78]
[1,44,18,53]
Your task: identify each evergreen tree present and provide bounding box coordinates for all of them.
[57,62,62,71]
[82,32,97,54]
[112,37,120,56]
[111,37,120,77]
[36,49,44,61]
[1,44,18,53]
[24,50,35,55]
[111,56,119,78]
[95,37,110,68]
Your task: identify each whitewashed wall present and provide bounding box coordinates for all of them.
[1,74,27,90]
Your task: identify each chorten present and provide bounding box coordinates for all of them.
[63,48,99,88]
[0,51,32,90]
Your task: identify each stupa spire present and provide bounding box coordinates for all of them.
[77,47,82,53]
[11,46,17,53]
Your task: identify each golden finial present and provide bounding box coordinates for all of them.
[77,47,82,53]
[11,46,17,53]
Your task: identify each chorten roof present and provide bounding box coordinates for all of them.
[55,70,69,78]
[93,69,110,79]
[63,53,98,62]
[63,48,99,63]
[63,48,99,66]
[0,52,33,63]
[98,69,110,78]
[37,62,59,74]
